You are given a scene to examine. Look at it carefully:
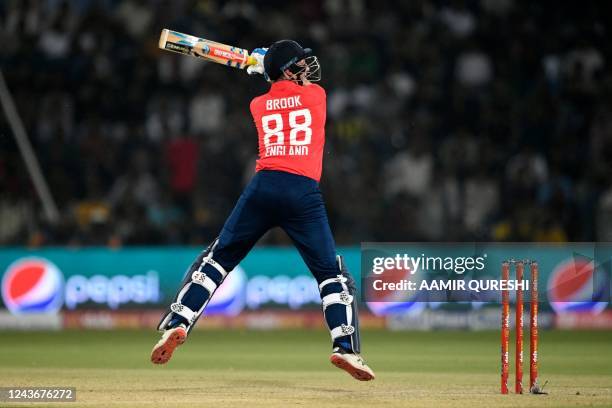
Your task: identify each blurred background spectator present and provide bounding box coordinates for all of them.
[0,0,609,246]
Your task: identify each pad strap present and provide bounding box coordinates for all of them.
[191,272,218,294]
[170,302,196,324]
[203,258,228,278]
[330,324,355,340]
[322,292,353,310]
[319,275,348,291]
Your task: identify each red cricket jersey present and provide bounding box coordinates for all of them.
[250,80,326,182]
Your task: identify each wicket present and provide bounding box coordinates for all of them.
[501,260,539,394]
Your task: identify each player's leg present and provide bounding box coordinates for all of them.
[281,186,374,381]
[152,178,272,364]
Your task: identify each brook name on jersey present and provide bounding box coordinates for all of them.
[266,95,302,110]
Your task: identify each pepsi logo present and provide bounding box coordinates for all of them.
[1,258,64,314]
[206,266,246,316]
[245,274,320,310]
[548,258,609,314]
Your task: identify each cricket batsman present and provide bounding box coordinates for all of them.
[151,40,375,381]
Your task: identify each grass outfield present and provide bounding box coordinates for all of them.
[0,329,610,408]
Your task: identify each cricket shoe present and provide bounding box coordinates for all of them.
[150,324,187,364]
[330,346,375,381]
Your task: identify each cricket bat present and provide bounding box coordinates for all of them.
[158,28,257,69]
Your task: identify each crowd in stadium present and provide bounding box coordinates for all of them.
[1,0,610,246]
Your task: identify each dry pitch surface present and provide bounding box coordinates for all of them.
[0,329,610,408]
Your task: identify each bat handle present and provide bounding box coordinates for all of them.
[159,29,170,50]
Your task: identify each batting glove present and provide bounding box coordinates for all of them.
[247,47,267,75]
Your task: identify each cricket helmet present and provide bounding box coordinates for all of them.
[264,40,320,82]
